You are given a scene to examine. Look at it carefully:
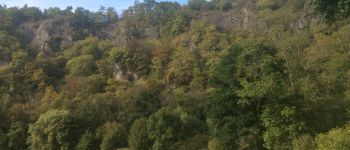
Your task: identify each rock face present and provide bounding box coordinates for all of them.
[20,17,74,52]
[197,0,258,30]
[17,0,312,53]
[113,63,138,81]
[197,0,312,31]
[20,16,118,52]
[33,17,73,52]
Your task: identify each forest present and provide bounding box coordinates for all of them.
[0,0,350,149]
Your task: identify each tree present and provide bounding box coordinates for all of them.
[316,124,350,150]
[206,41,298,149]
[166,48,197,87]
[237,41,302,150]
[66,55,97,77]
[147,107,202,150]
[150,41,172,79]
[213,0,233,10]
[133,89,160,117]
[64,36,107,60]
[43,7,62,17]
[76,131,100,150]
[0,51,33,104]
[7,121,27,150]
[257,0,287,10]
[20,5,42,21]
[28,109,79,150]
[300,24,350,134]
[128,118,152,150]
[122,41,153,76]
[207,44,259,150]
[0,31,21,62]
[189,0,214,10]
[99,121,128,150]
[314,0,350,22]
[164,15,188,36]
[4,7,26,26]
[292,134,316,150]
[0,129,7,149]
[106,7,118,23]
[154,2,181,25]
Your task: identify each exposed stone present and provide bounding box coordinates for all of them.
[33,17,73,52]
[196,0,258,30]
[113,63,139,81]
[20,16,74,52]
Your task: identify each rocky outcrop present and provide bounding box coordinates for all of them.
[20,17,74,52]
[33,17,73,52]
[197,0,312,31]
[17,0,313,53]
[197,0,258,30]
[113,63,138,81]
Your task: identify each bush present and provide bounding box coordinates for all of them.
[28,109,79,150]
[128,118,152,150]
[316,124,350,150]
[100,121,128,150]
[292,134,316,150]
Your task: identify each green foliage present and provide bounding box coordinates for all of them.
[0,129,7,149]
[175,134,209,150]
[292,134,316,150]
[163,15,189,36]
[0,31,21,62]
[213,0,233,10]
[129,118,152,150]
[166,48,197,87]
[7,122,27,150]
[72,93,119,130]
[76,131,100,150]
[261,105,305,149]
[147,108,183,150]
[189,0,215,10]
[66,55,97,77]
[133,89,160,117]
[147,107,203,150]
[257,0,287,10]
[1,1,350,150]
[207,138,223,150]
[10,51,29,69]
[314,0,350,22]
[316,124,350,150]
[64,36,111,59]
[28,109,79,150]
[21,5,43,21]
[207,45,243,149]
[207,41,300,149]
[123,41,153,76]
[100,122,128,150]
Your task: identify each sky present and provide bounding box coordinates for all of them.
[0,0,188,13]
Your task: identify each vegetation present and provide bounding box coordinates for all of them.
[0,0,350,149]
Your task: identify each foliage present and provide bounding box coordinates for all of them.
[292,134,316,150]
[314,0,350,22]
[76,131,100,150]
[0,0,350,149]
[7,121,28,150]
[147,107,204,150]
[66,55,97,77]
[316,124,350,150]
[28,109,79,150]
[128,118,152,150]
[99,121,128,150]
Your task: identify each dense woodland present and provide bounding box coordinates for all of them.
[0,0,350,149]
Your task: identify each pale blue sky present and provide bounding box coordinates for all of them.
[0,0,188,12]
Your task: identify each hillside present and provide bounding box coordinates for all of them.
[1,0,350,149]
